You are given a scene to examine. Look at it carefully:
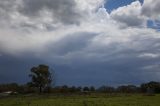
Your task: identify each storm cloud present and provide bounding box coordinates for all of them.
[19,0,82,24]
[0,0,160,86]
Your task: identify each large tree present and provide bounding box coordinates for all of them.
[29,64,52,93]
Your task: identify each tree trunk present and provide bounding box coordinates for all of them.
[40,86,42,93]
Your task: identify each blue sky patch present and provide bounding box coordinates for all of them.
[105,0,144,12]
[147,20,160,31]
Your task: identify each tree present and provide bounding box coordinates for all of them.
[141,81,160,93]
[29,64,52,93]
[83,87,90,92]
[117,85,138,93]
[97,86,115,93]
[90,86,95,92]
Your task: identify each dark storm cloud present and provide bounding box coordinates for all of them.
[0,0,84,30]
[0,54,48,84]
[19,0,82,24]
[0,31,160,86]
[42,31,160,86]
[0,0,18,24]
[0,0,160,86]
[48,32,98,55]
[52,44,160,86]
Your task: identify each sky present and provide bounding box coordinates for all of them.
[0,0,160,87]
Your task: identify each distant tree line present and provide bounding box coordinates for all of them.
[0,81,160,94]
[0,64,160,94]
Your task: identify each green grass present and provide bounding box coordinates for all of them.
[0,94,160,106]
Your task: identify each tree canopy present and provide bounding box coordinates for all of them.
[29,64,52,93]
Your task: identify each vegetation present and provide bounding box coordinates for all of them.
[1,81,160,94]
[0,94,160,106]
[28,64,53,93]
[0,64,160,105]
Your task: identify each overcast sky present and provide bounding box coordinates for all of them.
[0,0,160,86]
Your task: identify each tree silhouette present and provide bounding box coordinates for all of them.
[29,64,52,93]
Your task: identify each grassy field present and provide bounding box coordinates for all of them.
[0,94,160,106]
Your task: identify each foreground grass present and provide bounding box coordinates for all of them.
[0,94,160,106]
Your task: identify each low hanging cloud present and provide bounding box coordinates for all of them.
[0,0,160,85]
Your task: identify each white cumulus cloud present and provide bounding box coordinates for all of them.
[111,1,146,27]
